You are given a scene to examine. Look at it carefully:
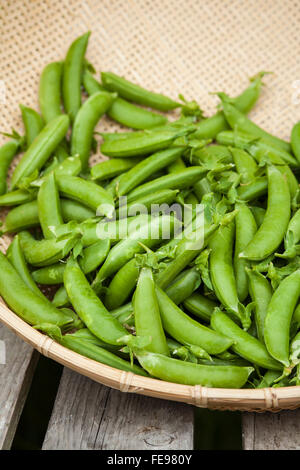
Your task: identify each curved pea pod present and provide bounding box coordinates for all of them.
[239,166,290,261]
[134,268,169,355]
[52,285,70,308]
[56,175,114,218]
[0,139,22,195]
[291,121,300,164]
[234,203,257,302]
[167,156,186,174]
[32,155,82,187]
[91,157,141,182]
[165,267,201,305]
[256,370,283,388]
[192,72,265,140]
[264,270,300,368]
[116,189,178,219]
[39,61,63,123]
[216,130,297,167]
[108,97,168,129]
[3,200,40,233]
[230,147,258,183]
[11,115,70,189]
[237,176,268,202]
[71,91,116,169]
[63,32,90,122]
[105,258,139,311]
[18,230,77,267]
[92,215,180,287]
[101,71,179,111]
[6,235,45,299]
[183,293,218,323]
[38,173,63,239]
[61,199,95,223]
[38,324,147,376]
[100,128,190,158]
[0,188,37,207]
[110,303,134,326]
[126,166,206,203]
[32,239,110,285]
[20,105,44,148]
[211,309,281,370]
[246,268,272,344]
[64,258,128,345]
[155,287,233,355]
[0,252,74,328]
[209,222,250,327]
[219,94,291,153]
[135,350,253,388]
[117,147,184,196]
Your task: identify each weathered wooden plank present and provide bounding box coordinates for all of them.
[242,410,300,450]
[0,324,39,449]
[43,367,194,450]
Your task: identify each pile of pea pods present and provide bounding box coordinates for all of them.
[1,32,300,389]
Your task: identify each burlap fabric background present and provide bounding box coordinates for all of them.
[0,0,300,409]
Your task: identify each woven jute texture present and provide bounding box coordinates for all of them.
[1,0,300,410]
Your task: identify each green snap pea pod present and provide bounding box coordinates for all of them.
[0,140,21,195]
[126,167,206,203]
[93,215,180,286]
[70,328,123,353]
[39,61,63,122]
[100,128,190,158]
[166,338,195,362]
[209,222,241,321]
[192,73,265,140]
[108,97,168,130]
[110,303,134,325]
[193,178,212,201]
[234,203,257,302]
[105,258,139,310]
[3,200,40,233]
[183,293,218,323]
[52,286,70,307]
[56,175,114,218]
[11,114,70,189]
[134,268,169,355]
[116,189,178,218]
[264,270,300,367]
[62,32,90,122]
[20,105,44,148]
[0,189,36,207]
[32,239,110,285]
[64,258,128,345]
[165,267,201,305]
[237,176,268,202]
[135,349,253,387]
[211,309,281,370]
[33,155,82,187]
[71,91,116,169]
[230,147,258,183]
[0,252,74,328]
[188,145,232,166]
[101,71,179,111]
[239,166,290,261]
[250,206,265,227]
[38,173,63,239]
[6,235,45,299]
[156,286,233,355]
[61,199,95,222]
[18,230,77,267]
[117,148,184,196]
[216,130,297,167]
[219,94,291,153]
[291,121,300,164]
[246,268,273,343]
[91,157,141,182]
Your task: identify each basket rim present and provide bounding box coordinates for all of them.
[1,300,300,412]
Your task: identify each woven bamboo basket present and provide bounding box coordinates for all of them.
[1,0,300,412]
